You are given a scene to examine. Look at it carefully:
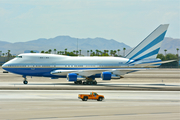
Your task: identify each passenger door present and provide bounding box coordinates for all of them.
[88,92,93,99]
[93,93,98,99]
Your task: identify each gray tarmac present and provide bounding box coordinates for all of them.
[0,68,180,119]
[0,90,179,120]
[0,68,180,90]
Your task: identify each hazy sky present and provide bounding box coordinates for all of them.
[0,0,179,47]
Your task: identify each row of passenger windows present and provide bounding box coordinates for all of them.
[16,56,50,59]
[40,57,49,59]
[7,65,123,67]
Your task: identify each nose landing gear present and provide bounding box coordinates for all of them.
[23,76,28,84]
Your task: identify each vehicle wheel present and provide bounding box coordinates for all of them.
[83,82,87,85]
[83,97,88,101]
[74,81,78,84]
[23,80,28,84]
[97,97,103,101]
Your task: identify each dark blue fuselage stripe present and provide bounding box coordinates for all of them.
[129,30,166,60]
[2,67,149,77]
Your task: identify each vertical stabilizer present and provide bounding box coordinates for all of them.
[125,24,169,63]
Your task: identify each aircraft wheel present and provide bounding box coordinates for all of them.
[78,81,82,84]
[23,80,28,84]
[90,81,93,85]
[93,81,97,85]
[83,82,87,85]
[74,81,78,84]
[87,81,91,85]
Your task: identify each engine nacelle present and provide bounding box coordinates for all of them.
[67,73,77,81]
[101,72,111,80]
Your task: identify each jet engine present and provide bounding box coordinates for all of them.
[67,73,77,81]
[101,72,111,80]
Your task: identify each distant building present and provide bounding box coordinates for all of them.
[0,56,15,65]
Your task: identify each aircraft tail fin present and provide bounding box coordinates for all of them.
[125,24,169,63]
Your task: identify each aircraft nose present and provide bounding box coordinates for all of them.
[2,62,8,68]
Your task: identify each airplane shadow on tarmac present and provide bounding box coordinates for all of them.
[11,82,180,87]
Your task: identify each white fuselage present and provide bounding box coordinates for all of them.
[3,53,131,69]
[2,53,133,77]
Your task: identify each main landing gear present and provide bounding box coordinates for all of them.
[74,78,97,85]
[23,76,28,84]
[74,80,97,85]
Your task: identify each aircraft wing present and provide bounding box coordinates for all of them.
[51,69,106,77]
[51,69,144,77]
[74,69,140,76]
[51,59,175,77]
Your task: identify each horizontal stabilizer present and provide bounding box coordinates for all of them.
[133,60,176,67]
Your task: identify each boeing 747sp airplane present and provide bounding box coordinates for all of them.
[2,24,173,85]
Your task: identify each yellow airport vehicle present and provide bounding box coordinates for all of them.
[78,92,104,101]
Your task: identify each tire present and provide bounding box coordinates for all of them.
[78,81,82,84]
[82,97,88,101]
[93,81,97,85]
[97,97,103,101]
[83,82,87,85]
[23,80,28,84]
[74,81,78,84]
[87,81,91,85]
[90,81,93,85]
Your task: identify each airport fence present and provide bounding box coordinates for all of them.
[0,57,15,65]
[158,66,180,68]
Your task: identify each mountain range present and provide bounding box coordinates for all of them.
[0,36,179,56]
[159,37,180,55]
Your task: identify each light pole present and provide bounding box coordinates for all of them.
[77,38,78,55]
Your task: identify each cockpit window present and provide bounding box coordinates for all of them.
[16,56,22,58]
